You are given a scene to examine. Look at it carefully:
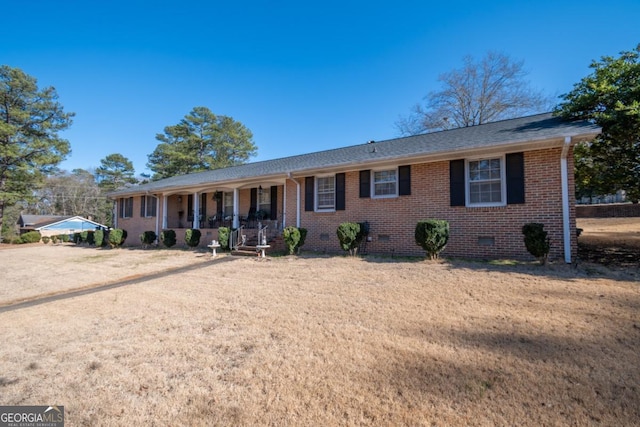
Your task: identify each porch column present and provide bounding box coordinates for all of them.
[162,195,168,229]
[282,180,287,228]
[233,188,239,228]
[193,192,200,229]
[155,195,160,239]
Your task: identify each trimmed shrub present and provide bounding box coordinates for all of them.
[42,236,50,244]
[415,219,449,260]
[160,229,177,248]
[337,222,364,256]
[108,228,124,248]
[185,229,201,248]
[296,228,308,254]
[522,223,551,265]
[140,230,157,247]
[80,230,88,243]
[21,231,42,244]
[218,227,230,250]
[59,234,70,243]
[51,235,59,244]
[86,230,95,246]
[283,226,301,255]
[94,229,105,247]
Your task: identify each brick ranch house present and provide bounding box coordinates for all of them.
[109,113,600,262]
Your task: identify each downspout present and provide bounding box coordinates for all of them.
[561,136,572,264]
[288,173,301,228]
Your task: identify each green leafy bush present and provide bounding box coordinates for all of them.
[185,229,201,248]
[218,227,229,250]
[140,230,157,247]
[51,235,59,244]
[522,223,551,265]
[337,222,364,256]
[21,231,42,244]
[415,219,449,260]
[283,226,301,255]
[160,229,176,248]
[42,236,50,244]
[86,230,95,246]
[108,228,125,248]
[80,231,88,243]
[60,234,70,243]
[94,229,105,247]
[296,228,308,254]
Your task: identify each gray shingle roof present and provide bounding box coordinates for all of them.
[110,113,600,196]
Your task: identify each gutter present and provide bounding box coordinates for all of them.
[560,136,572,264]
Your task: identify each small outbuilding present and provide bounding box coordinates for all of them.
[17,215,107,237]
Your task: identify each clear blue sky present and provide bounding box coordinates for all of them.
[3,1,639,176]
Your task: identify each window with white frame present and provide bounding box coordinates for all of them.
[316,176,335,211]
[372,169,397,197]
[119,197,133,218]
[140,195,157,217]
[467,157,505,206]
[223,192,234,217]
[258,188,270,216]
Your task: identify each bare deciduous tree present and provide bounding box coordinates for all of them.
[397,52,551,135]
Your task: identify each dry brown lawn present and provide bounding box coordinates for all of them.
[0,236,639,426]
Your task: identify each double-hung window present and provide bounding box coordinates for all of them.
[119,197,133,218]
[372,169,397,198]
[223,192,234,218]
[316,176,335,211]
[466,157,505,206]
[140,195,157,217]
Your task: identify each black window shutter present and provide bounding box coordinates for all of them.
[398,165,411,196]
[359,170,371,198]
[140,196,145,217]
[200,193,207,216]
[450,159,465,206]
[506,152,525,204]
[215,191,222,214]
[305,177,314,211]
[335,173,346,210]
[250,188,257,211]
[270,186,278,220]
[187,195,193,220]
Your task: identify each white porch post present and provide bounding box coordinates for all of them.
[561,136,572,264]
[233,188,239,228]
[155,195,160,239]
[193,192,200,229]
[162,195,168,229]
[282,180,287,228]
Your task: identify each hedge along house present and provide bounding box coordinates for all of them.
[109,113,600,262]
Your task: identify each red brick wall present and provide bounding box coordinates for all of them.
[289,147,574,261]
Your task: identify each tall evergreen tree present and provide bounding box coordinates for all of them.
[0,65,74,240]
[95,153,137,192]
[556,44,640,203]
[147,106,257,180]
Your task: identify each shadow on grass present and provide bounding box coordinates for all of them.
[0,256,238,314]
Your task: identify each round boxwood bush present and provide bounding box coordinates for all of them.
[185,228,201,248]
[283,226,301,255]
[415,219,449,260]
[160,229,177,248]
[42,236,50,244]
[140,230,157,247]
[94,229,105,247]
[59,234,70,243]
[337,222,364,256]
[522,222,551,265]
[108,228,125,248]
[21,231,42,244]
[218,227,230,250]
